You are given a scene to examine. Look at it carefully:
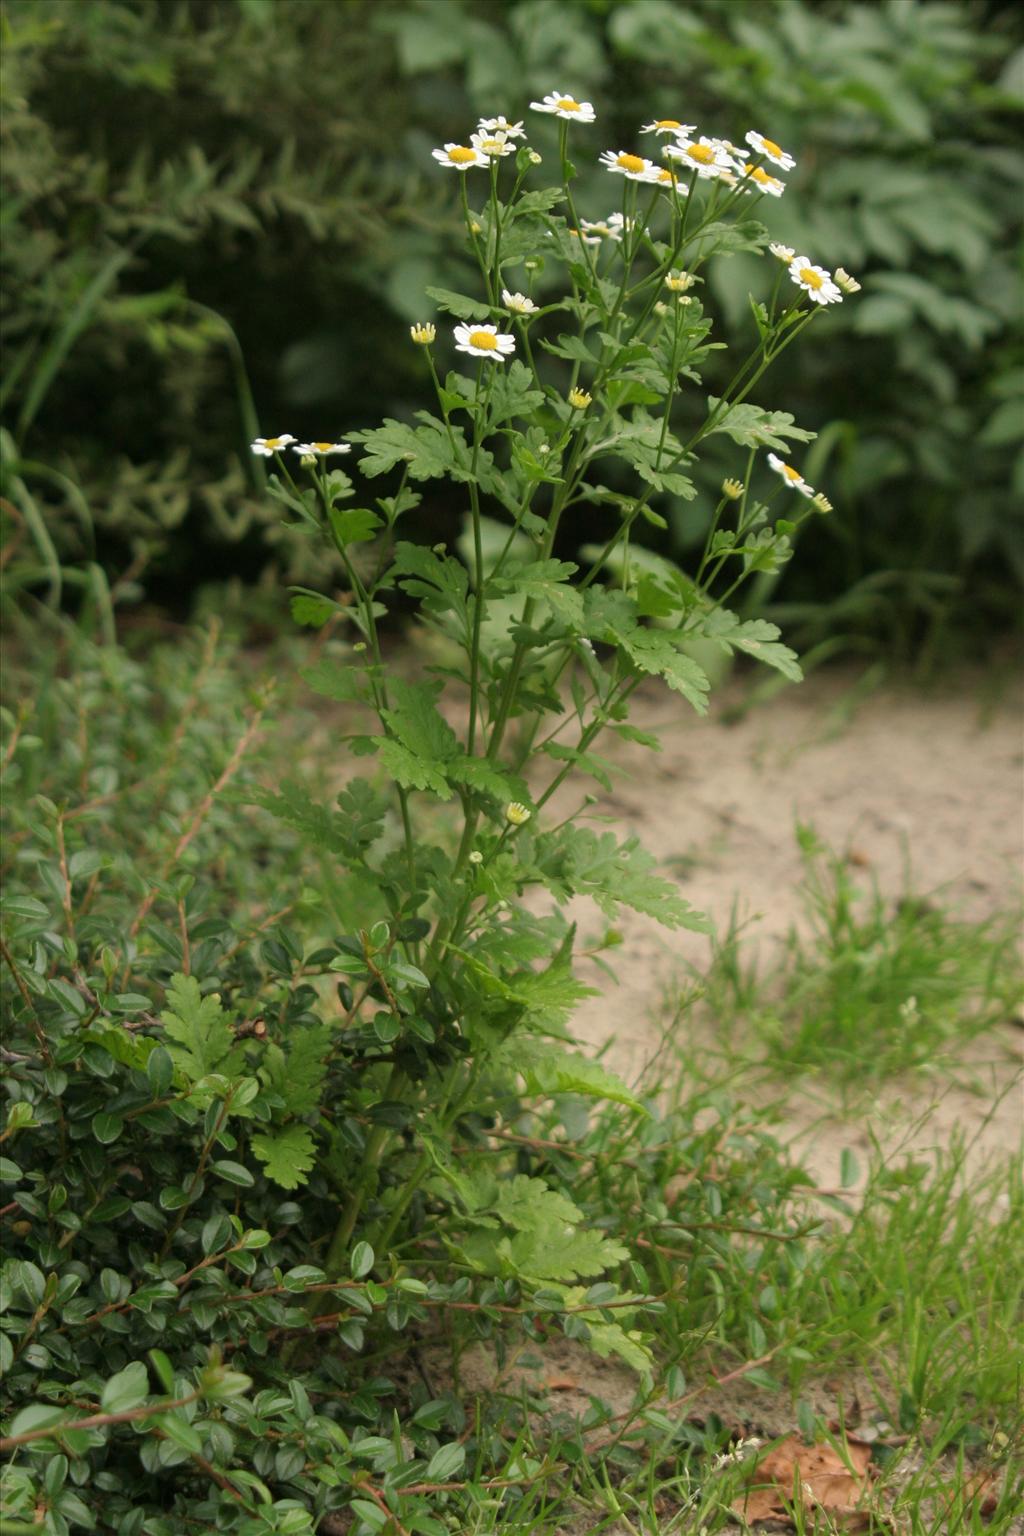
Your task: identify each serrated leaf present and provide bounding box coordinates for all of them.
[704,398,816,451]
[502,558,584,627]
[374,738,453,798]
[446,754,528,804]
[541,742,614,791]
[263,1023,332,1115]
[486,360,545,426]
[160,974,240,1083]
[391,541,469,613]
[250,1125,316,1189]
[424,285,492,320]
[381,678,459,763]
[699,610,802,682]
[289,593,335,628]
[618,630,710,714]
[300,658,372,704]
[329,506,383,546]
[537,826,710,932]
[350,418,468,482]
[513,1040,643,1109]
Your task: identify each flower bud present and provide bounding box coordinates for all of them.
[721,478,744,499]
[410,322,436,345]
[568,388,592,410]
[505,801,531,826]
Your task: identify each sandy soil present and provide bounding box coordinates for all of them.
[539,668,1023,1186]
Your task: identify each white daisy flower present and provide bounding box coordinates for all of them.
[599,148,657,181]
[769,243,795,263]
[788,255,843,306]
[529,92,596,123]
[567,225,603,246]
[453,323,516,360]
[767,453,815,497]
[502,289,539,314]
[580,212,637,241]
[477,116,526,139]
[250,434,296,456]
[717,138,748,167]
[640,118,697,136]
[643,163,688,194]
[472,129,516,158]
[663,135,733,179]
[738,162,786,198]
[745,131,796,171]
[291,440,352,457]
[432,142,488,171]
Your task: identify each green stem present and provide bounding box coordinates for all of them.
[323,1063,403,1279]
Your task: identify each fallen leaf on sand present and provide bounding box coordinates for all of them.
[543,1375,580,1391]
[732,1434,877,1529]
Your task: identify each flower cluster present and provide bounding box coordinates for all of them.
[417,92,862,514]
[250,434,350,459]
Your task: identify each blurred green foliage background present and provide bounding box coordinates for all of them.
[2,0,1021,659]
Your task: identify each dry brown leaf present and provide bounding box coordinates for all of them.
[934,1468,1004,1523]
[543,1375,580,1391]
[965,1469,1002,1516]
[732,1434,878,1529]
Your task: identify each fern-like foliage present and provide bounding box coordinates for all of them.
[160,974,241,1082]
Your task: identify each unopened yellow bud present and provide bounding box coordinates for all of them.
[665,270,696,292]
[568,388,592,410]
[812,492,833,513]
[834,267,861,294]
[410,322,436,345]
[721,478,744,500]
[505,801,531,826]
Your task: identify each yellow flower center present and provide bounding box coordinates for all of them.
[264,438,285,450]
[655,168,674,183]
[448,146,477,164]
[798,266,824,290]
[312,442,335,452]
[617,153,646,173]
[468,330,499,350]
[761,137,783,158]
[479,138,503,153]
[655,119,682,129]
[686,143,715,164]
[557,97,581,111]
[781,465,802,482]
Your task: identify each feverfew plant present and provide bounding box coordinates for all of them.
[243,93,853,1334]
[0,97,858,1534]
